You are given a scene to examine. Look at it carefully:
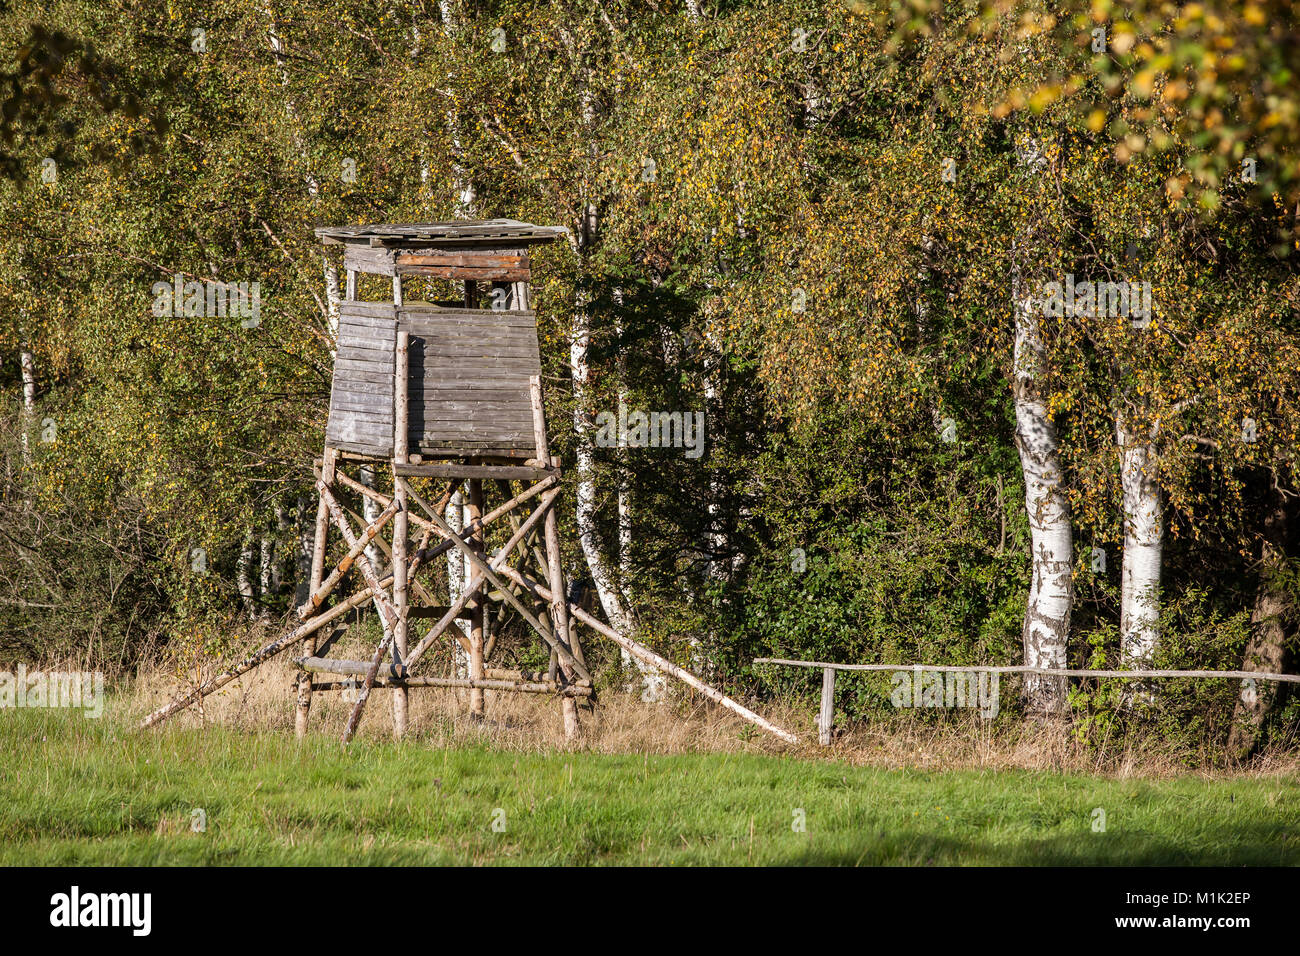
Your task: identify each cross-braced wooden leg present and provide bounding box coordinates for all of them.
[297,447,338,737]
[317,483,404,744]
[402,483,561,670]
[468,479,486,719]
[391,329,410,738]
[530,374,585,741]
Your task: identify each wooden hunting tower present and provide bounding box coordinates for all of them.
[140,220,797,746]
[299,219,595,740]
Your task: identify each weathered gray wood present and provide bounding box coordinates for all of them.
[339,301,400,320]
[316,220,568,247]
[334,387,530,404]
[327,317,395,456]
[401,485,562,671]
[298,446,339,737]
[296,498,399,619]
[391,329,410,737]
[531,375,581,740]
[306,674,593,697]
[327,438,392,458]
[401,311,536,327]
[401,482,591,683]
[318,481,406,744]
[819,666,835,746]
[142,557,408,730]
[317,483,399,631]
[396,463,552,480]
[468,480,486,718]
[344,246,397,277]
[753,658,1300,683]
[512,282,530,310]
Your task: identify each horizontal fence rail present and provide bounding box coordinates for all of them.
[753,659,1300,682]
[753,658,1300,746]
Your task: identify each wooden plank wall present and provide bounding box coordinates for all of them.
[325,302,541,459]
[402,306,540,456]
[326,303,397,457]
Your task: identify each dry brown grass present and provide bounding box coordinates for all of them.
[118,646,1300,780]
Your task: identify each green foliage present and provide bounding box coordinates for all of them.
[0,0,1295,758]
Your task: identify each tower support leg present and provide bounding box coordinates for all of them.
[468,479,486,719]
[391,330,411,738]
[297,447,338,737]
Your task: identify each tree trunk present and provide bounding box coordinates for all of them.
[19,345,36,465]
[467,480,486,718]
[1117,420,1162,665]
[323,262,340,340]
[446,485,471,679]
[360,466,395,661]
[571,288,635,641]
[258,533,274,618]
[611,296,663,701]
[294,495,313,606]
[438,0,477,218]
[1012,275,1072,715]
[237,531,256,620]
[1228,485,1295,757]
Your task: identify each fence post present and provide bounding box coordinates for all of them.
[818,666,835,746]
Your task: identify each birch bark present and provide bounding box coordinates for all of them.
[1012,260,1072,715]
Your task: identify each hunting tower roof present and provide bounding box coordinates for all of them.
[315,219,568,247]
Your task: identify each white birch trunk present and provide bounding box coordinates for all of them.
[258,533,274,618]
[1012,270,1072,715]
[445,485,471,679]
[19,345,36,465]
[1117,421,1162,664]
[273,504,290,594]
[237,532,256,620]
[609,299,664,700]
[360,465,394,648]
[323,262,340,341]
[571,291,634,640]
[294,495,313,605]
[438,0,477,218]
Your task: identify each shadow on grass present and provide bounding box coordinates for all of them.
[777,825,1299,866]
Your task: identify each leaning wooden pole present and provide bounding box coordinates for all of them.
[296,498,398,620]
[142,531,433,731]
[495,565,800,745]
[142,584,373,729]
[407,496,592,683]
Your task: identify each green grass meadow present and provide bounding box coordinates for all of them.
[1,706,1297,865]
